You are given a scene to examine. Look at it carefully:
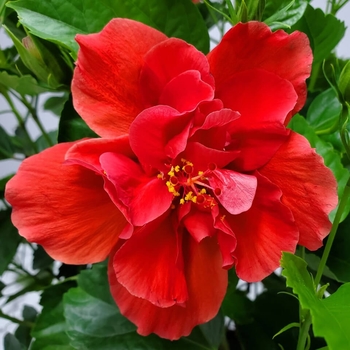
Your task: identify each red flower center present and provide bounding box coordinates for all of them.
[160,159,219,210]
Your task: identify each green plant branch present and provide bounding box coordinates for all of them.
[0,310,34,328]
[2,91,39,154]
[13,92,55,147]
[315,179,350,286]
[296,310,312,350]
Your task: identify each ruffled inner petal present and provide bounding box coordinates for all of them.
[216,69,295,171]
[140,38,214,107]
[100,152,173,227]
[209,169,257,215]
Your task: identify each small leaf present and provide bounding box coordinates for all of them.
[292,5,346,64]
[281,252,350,350]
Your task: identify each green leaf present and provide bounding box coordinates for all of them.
[292,5,346,64]
[35,130,57,152]
[339,60,350,104]
[263,0,308,30]
[32,245,54,270]
[30,282,76,350]
[281,252,350,350]
[0,209,22,275]
[0,71,49,95]
[0,125,19,159]
[43,94,68,116]
[307,88,342,133]
[14,305,37,348]
[7,0,209,55]
[288,114,349,221]
[58,94,97,142]
[64,263,219,350]
[4,333,25,350]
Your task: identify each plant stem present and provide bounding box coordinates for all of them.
[17,93,54,147]
[0,310,34,328]
[2,91,39,154]
[314,180,350,286]
[296,311,312,350]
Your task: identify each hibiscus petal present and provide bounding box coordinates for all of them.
[216,68,294,171]
[183,142,239,172]
[5,143,126,264]
[226,172,298,282]
[208,21,312,116]
[99,152,173,226]
[108,234,227,340]
[130,106,193,171]
[72,18,167,137]
[140,38,214,107]
[113,215,188,308]
[259,131,338,250]
[209,169,257,215]
[159,70,214,112]
[65,136,133,172]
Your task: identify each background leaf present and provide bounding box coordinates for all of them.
[0,209,22,274]
[30,282,76,350]
[281,252,350,350]
[292,5,346,64]
[7,0,209,55]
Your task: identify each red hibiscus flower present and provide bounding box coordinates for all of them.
[5,19,337,340]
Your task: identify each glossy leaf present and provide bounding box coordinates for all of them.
[289,114,349,221]
[263,0,308,30]
[35,130,57,152]
[7,0,209,55]
[4,333,25,350]
[281,252,350,350]
[307,88,342,132]
[0,126,19,159]
[0,209,22,274]
[14,305,37,349]
[63,262,222,349]
[292,5,346,64]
